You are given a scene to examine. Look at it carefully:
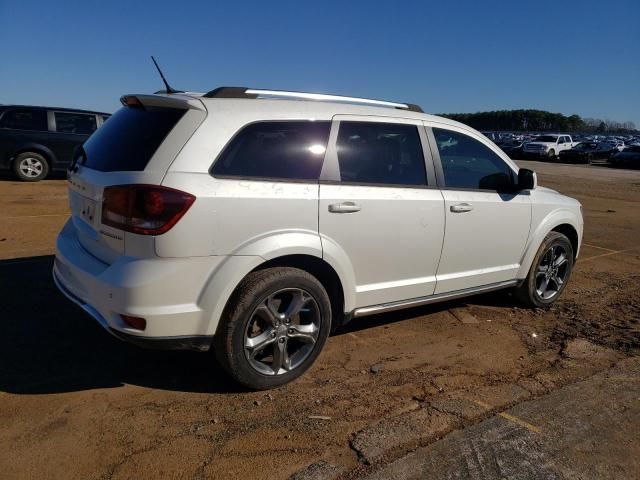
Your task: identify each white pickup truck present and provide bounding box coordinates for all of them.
[523,134,576,159]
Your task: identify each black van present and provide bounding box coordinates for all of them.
[0,105,110,181]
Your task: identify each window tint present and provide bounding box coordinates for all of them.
[54,112,97,135]
[212,121,331,180]
[82,106,185,172]
[0,109,48,131]
[336,122,426,186]
[433,128,514,190]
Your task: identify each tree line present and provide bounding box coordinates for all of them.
[438,109,638,133]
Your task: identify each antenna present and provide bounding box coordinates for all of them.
[150,56,182,94]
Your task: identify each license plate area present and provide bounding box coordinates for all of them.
[70,190,98,228]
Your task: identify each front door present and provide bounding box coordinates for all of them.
[319,117,445,308]
[428,125,531,294]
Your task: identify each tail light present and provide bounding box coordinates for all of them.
[102,185,195,235]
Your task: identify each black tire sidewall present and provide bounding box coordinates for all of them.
[523,232,574,308]
[13,152,49,182]
[215,267,332,390]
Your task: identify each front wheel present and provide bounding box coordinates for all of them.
[214,267,332,390]
[514,232,574,308]
[547,149,556,161]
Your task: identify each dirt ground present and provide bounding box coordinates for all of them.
[0,161,638,479]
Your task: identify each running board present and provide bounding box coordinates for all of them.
[351,280,519,318]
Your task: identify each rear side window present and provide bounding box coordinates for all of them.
[336,122,427,186]
[212,121,331,181]
[0,109,48,131]
[433,128,514,190]
[82,106,185,172]
[54,112,97,134]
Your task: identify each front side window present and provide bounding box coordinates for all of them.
[336,122,427,186]
[212,121,331,181]
[54,112,97,135]
[0,109,48,131]
[433,128,514,190]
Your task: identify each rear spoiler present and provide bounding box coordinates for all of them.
[120,94,206,111]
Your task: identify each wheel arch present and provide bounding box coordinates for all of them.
[11,144,57,168]
[517,210,582,279]
[252,254,346,330]
[203,251,353,338]
[551,223,579,259]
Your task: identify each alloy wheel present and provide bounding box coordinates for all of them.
[535,245,569,300]
[244,288,321,375]
[19,157,44,178]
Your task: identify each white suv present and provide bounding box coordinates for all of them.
[54,88,583,389]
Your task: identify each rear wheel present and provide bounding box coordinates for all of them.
[515,232,574,308]
[13,152,49,181]
[214,267,332,390]
[547,149,556,161]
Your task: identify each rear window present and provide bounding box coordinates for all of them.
[81,106,185,172]
[212,121,331,181]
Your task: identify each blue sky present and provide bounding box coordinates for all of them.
[1,0,639,125]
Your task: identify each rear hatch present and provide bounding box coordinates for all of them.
[66,94,206,264]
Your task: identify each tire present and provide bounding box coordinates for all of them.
[214,267,332,390]
[547,149,556,161]
[13,152,49,182]
[514,231,574,308]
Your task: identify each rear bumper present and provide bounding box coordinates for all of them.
[53,269,212,350]
[53,219,221,350]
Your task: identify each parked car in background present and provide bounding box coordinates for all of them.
[499,140,525,159]
[523,134,576,160]
[481,131,501,143]
[558,142,601,163]
[0,105,110,181]
[53,87,583,389]
[610,145,640,169]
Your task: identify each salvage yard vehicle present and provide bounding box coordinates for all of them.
[53,88,584,389]
[558,142,604,164]
[523,134,576,160]
[0,105,110,181]
[610,145,640,168]
[498,140,525,159]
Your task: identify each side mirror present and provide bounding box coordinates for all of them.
[517,168,537,190]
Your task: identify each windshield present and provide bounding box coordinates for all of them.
[535,135,558,142]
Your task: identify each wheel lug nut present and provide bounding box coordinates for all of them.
[288,329,293,334]
[279,337,285,343]
[271,331,276,338]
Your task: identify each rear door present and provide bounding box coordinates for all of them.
[67,96,206,263]
[319,116,444,308]
[0,108,49,170]
[47,111,98,170]
[427,125,531,293]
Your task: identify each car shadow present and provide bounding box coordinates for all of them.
[0,255,520,395]
[0,255,242,395]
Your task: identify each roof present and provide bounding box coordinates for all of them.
[147,90,470,131]
[0,104,110,115]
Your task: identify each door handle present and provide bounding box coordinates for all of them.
[450,203,473,213]
[328,202,361,213]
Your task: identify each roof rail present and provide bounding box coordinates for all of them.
[202,86,424,113]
